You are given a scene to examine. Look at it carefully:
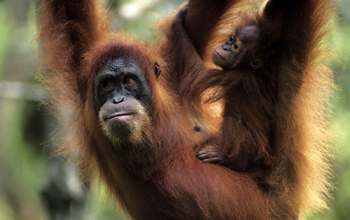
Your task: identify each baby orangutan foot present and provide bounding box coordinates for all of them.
[196,145,224,164]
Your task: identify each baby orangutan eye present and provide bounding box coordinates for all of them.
[228,36,234,43]
[232,43,239,51]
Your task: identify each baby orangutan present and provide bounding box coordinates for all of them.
[211,26,263,71]
[170,9,283,179]
[196,25,274,175]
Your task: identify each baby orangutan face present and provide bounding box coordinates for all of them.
[212,26,263,70]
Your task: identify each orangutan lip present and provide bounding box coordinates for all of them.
[213,50,224,60]
[108,112,135,119]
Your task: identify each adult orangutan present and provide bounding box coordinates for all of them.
[38,0,269,219]
[37,0,336,219]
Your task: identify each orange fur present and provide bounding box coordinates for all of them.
[37,0,336,219]
[184,0,336,219]
[37,0,269,219]
[267,0,337,218]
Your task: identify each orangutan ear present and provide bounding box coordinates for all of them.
[251,59,263,70]
[154,62,161,78]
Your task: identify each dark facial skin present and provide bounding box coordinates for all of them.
[95,57,155,143]
[212,26,262,70]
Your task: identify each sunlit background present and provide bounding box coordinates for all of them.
[0,0,348,219]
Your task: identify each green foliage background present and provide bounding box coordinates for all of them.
[0,0,348,219]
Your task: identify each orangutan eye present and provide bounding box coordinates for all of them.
[102,79,114,90]
[123,75,133,83]
[228,36,234,43]
[123,74,138,87]
[232,43,239,50]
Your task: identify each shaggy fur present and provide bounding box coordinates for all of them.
[37,0,336,219]
[179,0,336,219]
[38,0,269,219]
